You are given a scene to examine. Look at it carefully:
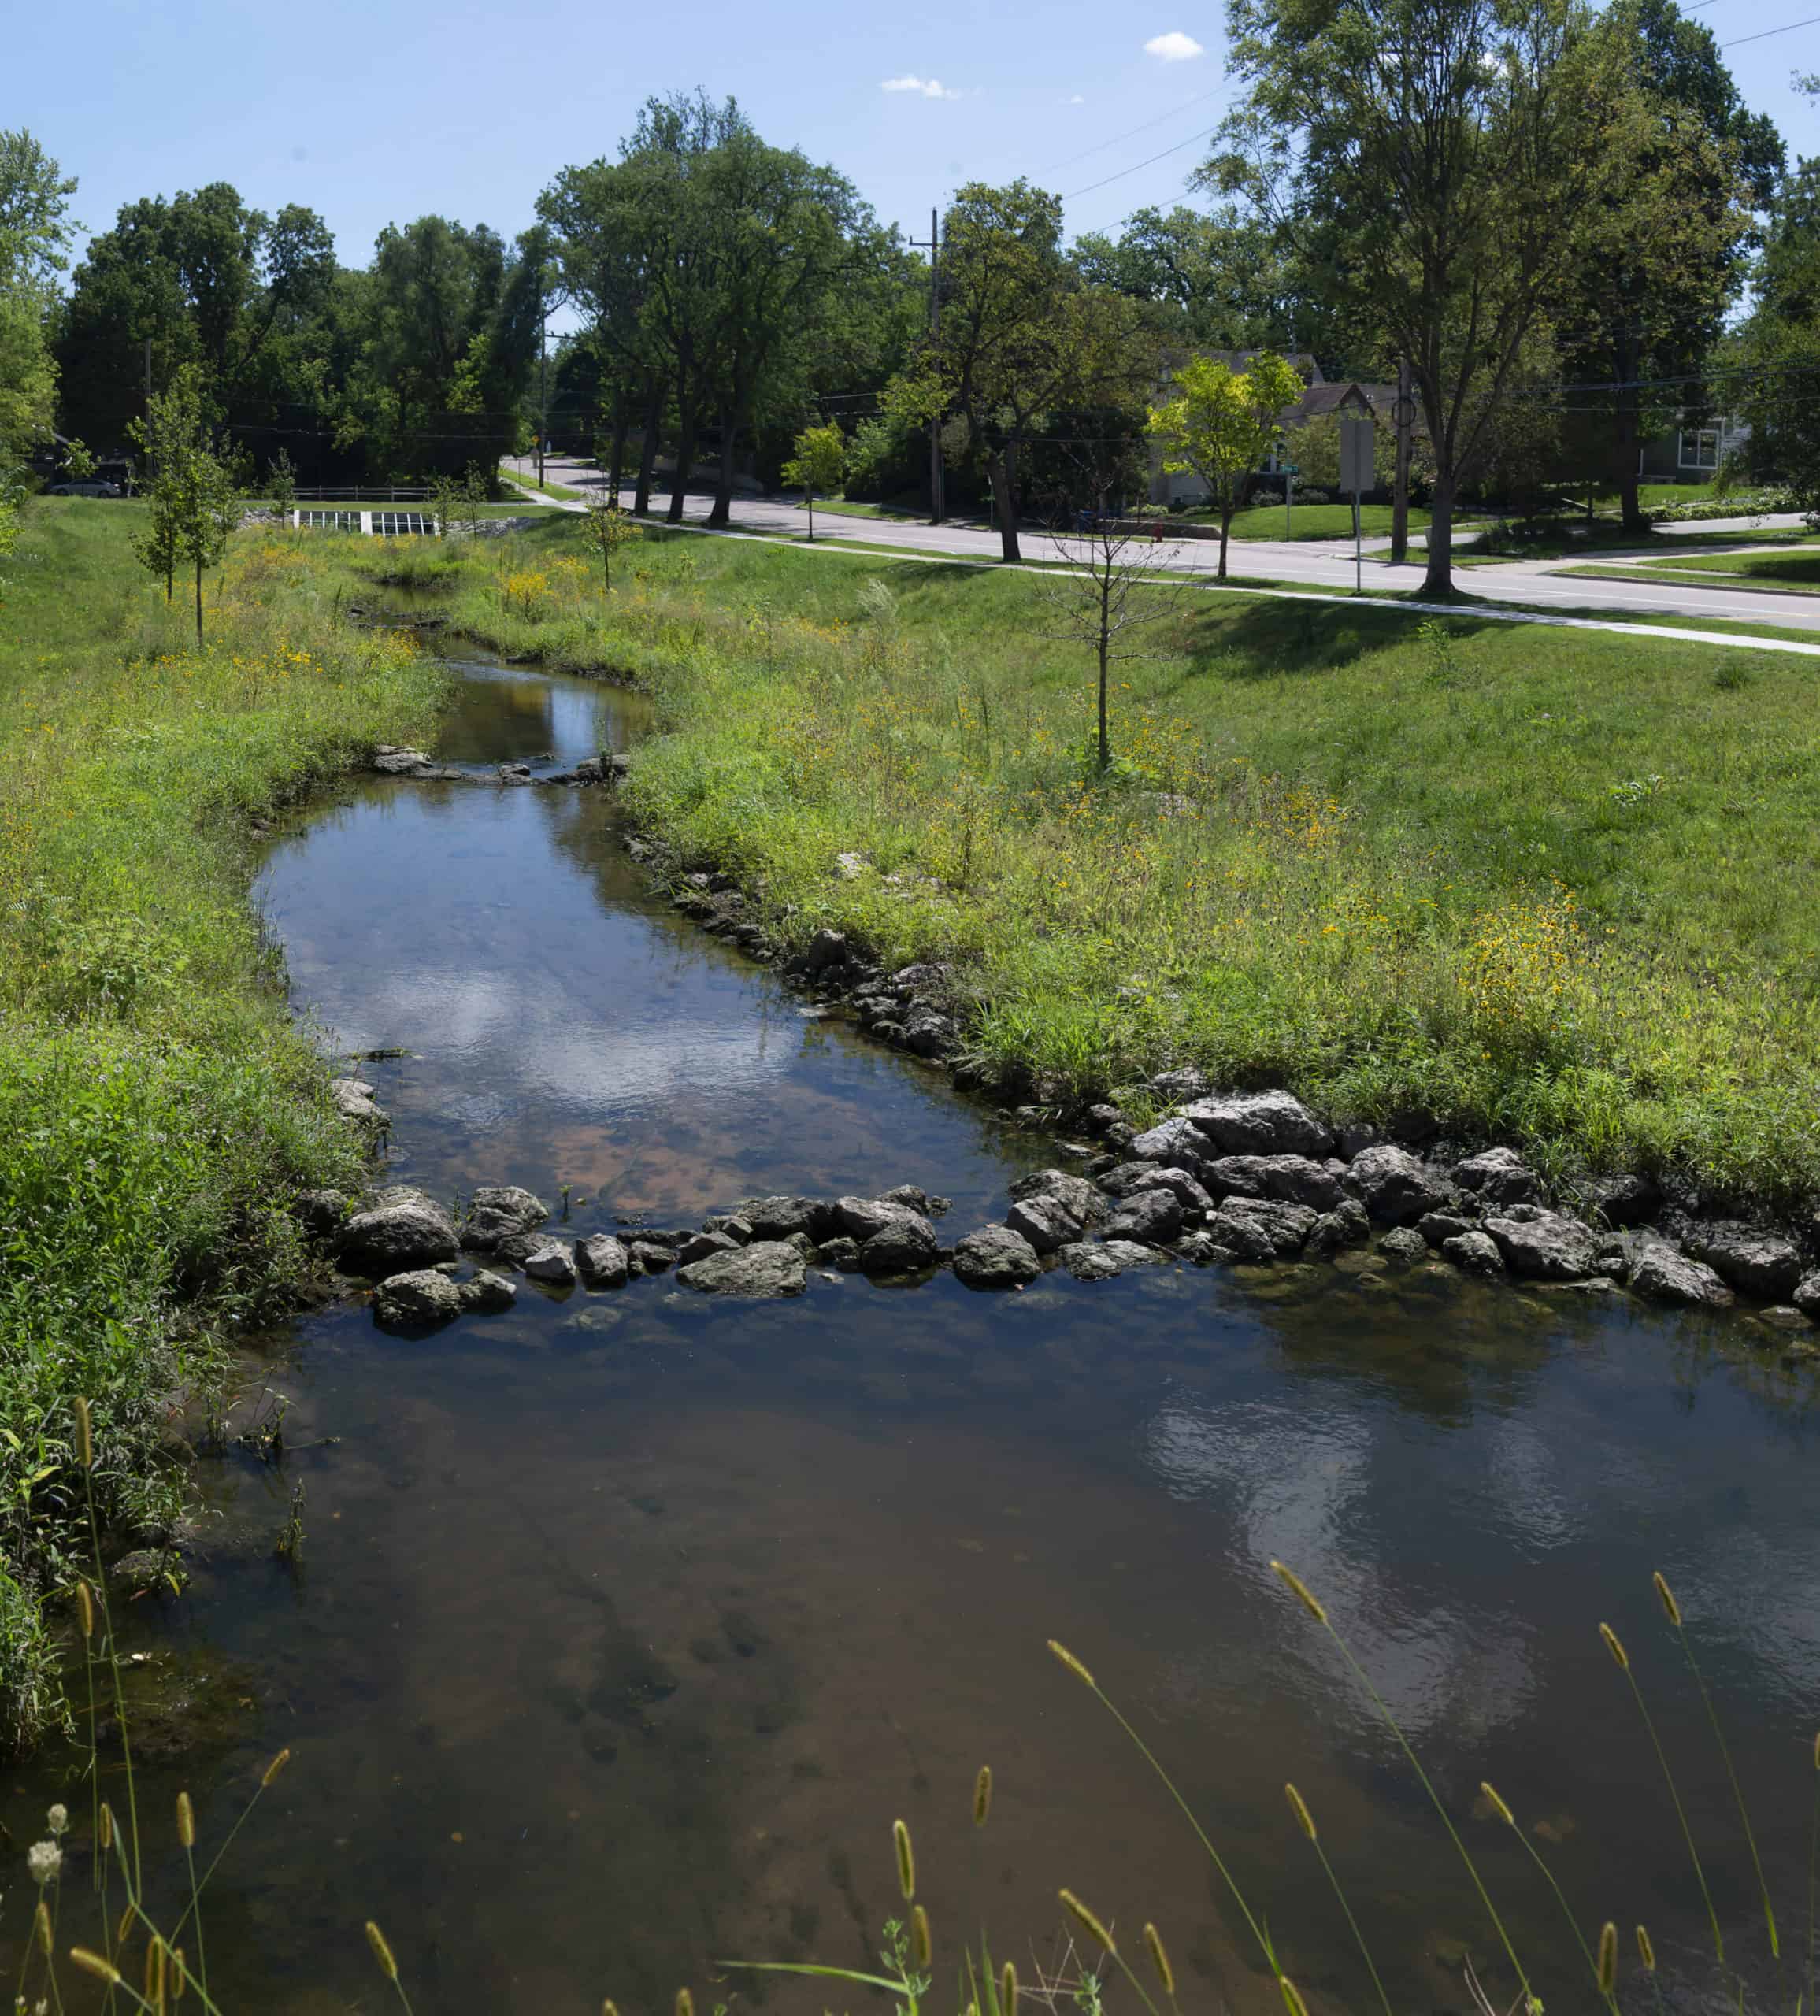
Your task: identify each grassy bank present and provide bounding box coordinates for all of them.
[296,513,1820,1220]
[0,502,445,1747]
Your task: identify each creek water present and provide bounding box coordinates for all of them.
[7,656,1817,2016]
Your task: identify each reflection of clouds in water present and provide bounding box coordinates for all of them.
[1482,1414,1580,1555]
[338,965,796,1117]
[1146,1400,1536,1743]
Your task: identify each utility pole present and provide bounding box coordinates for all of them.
[910,207,944,524]
[1390,356,1414,566]
[536,309,549,492]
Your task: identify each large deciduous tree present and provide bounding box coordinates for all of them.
[889,180,1154,563]
[0,130,76,461]
[1210,0,1625,595]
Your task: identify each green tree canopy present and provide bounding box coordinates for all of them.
[1147,350,1304,577]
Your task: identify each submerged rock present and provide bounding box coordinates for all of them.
[458,1270,517,1313]
[340,1192,460,1273]
[1377,1227,1429,1266]
[676,1240,808,1296]
[1058,1241,1125,1281]
[373,1269,464,1326]
[951,1225,1041,1288]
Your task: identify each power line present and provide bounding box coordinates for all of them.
[1720,11,1820,43]
[1063,120,1228,202]
[1037,86,1230,176]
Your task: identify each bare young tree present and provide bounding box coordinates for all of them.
[1040,458,1188,775]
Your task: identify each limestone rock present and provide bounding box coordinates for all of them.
[1200,1153,1342,1211]
[1629,1242,1733,1309]
[1442,1230,1506,1277]
[676,1240,808,1297]
[1058,1241,1125,1281]
[1129,1117,1212,1171]
[1204,1198,1317,1262]
[1007,1168,1109,1228]
[373,1269,464,1326]
[861,1214,940,1273]
[330,1078,385,1125]
[1344,1146,1451,1225]
[1484,1210,1598,1281]
[1106,1188,1183,1245]
[292,1188,350,1238]
[1451,1147,1543,1206]
[575,1235,631,1288]
[458,1270,517,1312]
[1126,1166,1216,1216]
[1377,1227,1429,1266]
[340,1194,460,1273]
[1685,1223,1803,1301]
[1006,1193,1085,1254]
[1180,1088,1333,1157]
[952,1225,1041,1288]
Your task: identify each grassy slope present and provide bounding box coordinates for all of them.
[0,502,444,1747]
[303,515,1820,1222]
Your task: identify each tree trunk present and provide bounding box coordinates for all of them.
[608,402,630,503]
[1218,506,1232,582]
[1097,594,1111,773]
[633,384,660,516]
[806,492,814,543]
[194,558,204,646]
[1420,469,1456,598]
[988,451,1021,563]
[666,382,696,525]
[706,406,736,528]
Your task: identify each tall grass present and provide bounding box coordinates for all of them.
[0,504,445,1747]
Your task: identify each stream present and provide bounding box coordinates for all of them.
[6,655,1817,2016]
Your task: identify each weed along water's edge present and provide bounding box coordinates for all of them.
[4,647,1817,2016]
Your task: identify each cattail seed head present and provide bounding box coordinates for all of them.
[1635,1925,1655,1973]
[1280,1978,1310,2016]
[1599,1622,1629,1672]
[176,1790,195,1848]
[911,1905,932,1971]
[1651,1572,1681,1628]
[73,1397,92,1469]
[676,1988,695,2016]
[76,1581,94,1641]
[893,1818,916,1901]
[365,1922,398,1982]
[1000,1960,1017,2016]
[1058,1889,1118,1954]
[1284,1783,1317,1841]
[69,1949,122,1986]
[1047,1640,1097,1690]
[34,1900,52,1955]
[262,1746,292,1788]
[1270,1561,1327,1624]
[973,1764,993,1828]
[1597,1921,1618,1996]
[1143,1923,1176,1997]
[1480,1781,1516,1828]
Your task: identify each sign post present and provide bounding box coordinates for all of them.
[1340,417,1375,595]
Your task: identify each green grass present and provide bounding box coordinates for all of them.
[0,502,445,1749]
[813,493,932,522]
[1173,501,1436,542]
[499,463,587,502]
[1636,549,1820,587]
[280,512,1820,1228]
[1553,559,1820,598]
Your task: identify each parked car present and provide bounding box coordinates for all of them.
[45,479,123,498]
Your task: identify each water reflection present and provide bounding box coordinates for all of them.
[6,659,1814,2016]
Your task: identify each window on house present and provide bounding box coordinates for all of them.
[1678,428,1720,471]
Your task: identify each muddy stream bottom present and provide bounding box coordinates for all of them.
[6,659,1816,2016]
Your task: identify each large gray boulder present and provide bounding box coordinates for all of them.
[1484,1210,1598,1281]
[575,1234,631,1288]
[1451,1147,1543,1207]
[1793,1270,1820,1318]
[373,1269,464,1327]
[860,1214,940,1273]
[676,1240,808,1296]
[951,1225,1041,1288]
[1204,1198,1317,1261]
[1007,1168,1109,1228]
[1344,1146,1451,1225]
[1058,1241,1125,1281]
[1006,1193,1085,1254]
[741,1195,841,1243]
[498,1232,578,1285]
[675,1230,736,1268]
[292,1188,350,1238]
[835,1195,921,1243]
[340,1191,460,1273]
[1129,1117,1212,1170]
[900,1005,961,1058]
[1180,1089,1333,1158]
[1106,1189,1184,1245]
[1442,1231,1506,1278]
[1200,1154,1343,1211]
[462,1184,549,1250]
[1685,1224,1803,1301]
[1099,1240,1173,1269]
[1629,1243,1733,1309]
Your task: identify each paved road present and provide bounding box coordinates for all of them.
[505,457,1820,637]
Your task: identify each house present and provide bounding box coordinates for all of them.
[1145,351,1384,507]
[1637,413,1749,484]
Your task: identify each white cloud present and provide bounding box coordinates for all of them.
[1062,91,1086,105]
[1144,30,1205,60]
[880,74,962,100]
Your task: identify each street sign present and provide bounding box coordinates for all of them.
[1340,417,1375,495]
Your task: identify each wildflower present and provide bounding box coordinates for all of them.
[27,1839,61,1884]
[45,1803,67,1836]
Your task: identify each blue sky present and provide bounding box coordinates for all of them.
[16,0,1820,308]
